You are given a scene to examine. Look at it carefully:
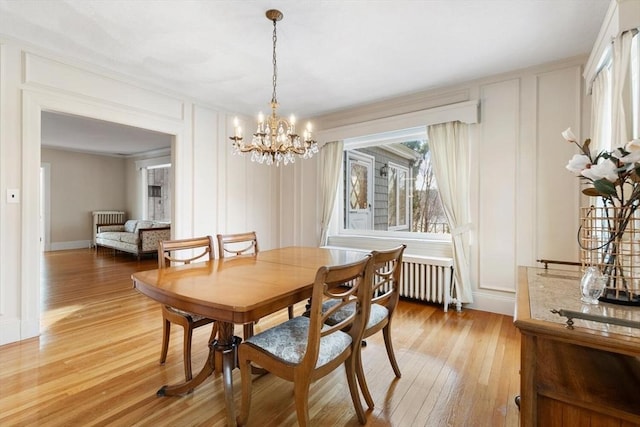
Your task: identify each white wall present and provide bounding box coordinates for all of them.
[41,147,127,249]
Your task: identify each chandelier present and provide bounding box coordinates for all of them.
[230,9,318,166]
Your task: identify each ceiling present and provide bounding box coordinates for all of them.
[0,0,611,155]
[41,111,173,156]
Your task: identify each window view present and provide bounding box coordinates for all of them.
[387,163,408,229]
[146,165,171,222]
[343,131,448,235]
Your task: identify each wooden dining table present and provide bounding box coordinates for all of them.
[131,246,369,426]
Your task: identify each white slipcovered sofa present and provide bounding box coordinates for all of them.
[96,219,170,258]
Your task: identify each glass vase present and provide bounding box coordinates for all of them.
[580,266,606,304]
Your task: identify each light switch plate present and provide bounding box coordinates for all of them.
[7,189,20,203]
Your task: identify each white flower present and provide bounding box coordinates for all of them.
[620,139,640,164]
[566,154,591,174]
[582,158,618,182]
[620,151,640,164]
[625,138,640,152]
[562,127,578,143]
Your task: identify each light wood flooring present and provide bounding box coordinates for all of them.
[0,249,521,426]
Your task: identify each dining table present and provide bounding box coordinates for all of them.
[131,246,370,426]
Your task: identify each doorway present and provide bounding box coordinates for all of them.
[21,88,188,342]
[40,111,173,252]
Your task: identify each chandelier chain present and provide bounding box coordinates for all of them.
[271,18,278,106]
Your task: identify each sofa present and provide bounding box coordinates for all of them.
[95,219,171,258]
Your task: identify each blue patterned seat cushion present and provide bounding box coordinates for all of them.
[323,301,389,330]
[244,316,352,367]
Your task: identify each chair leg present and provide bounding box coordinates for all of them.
[182,324,194,381]
[382,325,401,378]
[287,305,294,319]
[346,354,367,424]
[293,377,312,427]
[237,350,253,426]
[160,318,171,365]
[355,346,374,409]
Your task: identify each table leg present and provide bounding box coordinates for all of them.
[156,340,216,396]
[214,322,241,426]
[156,321,241,405]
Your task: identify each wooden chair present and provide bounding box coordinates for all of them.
[237,255,374,426]
[216,231,294,338]
[157,236,217,381]
[216,231,259,259]
[323,245,406,409]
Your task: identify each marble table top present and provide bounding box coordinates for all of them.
[527,267,640,338]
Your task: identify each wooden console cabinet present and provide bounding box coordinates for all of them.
[514,267,640,426]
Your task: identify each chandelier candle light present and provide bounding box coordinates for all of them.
[230,9,318,166]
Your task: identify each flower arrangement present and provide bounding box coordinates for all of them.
[563,127,640,305]
[564,128,640,204]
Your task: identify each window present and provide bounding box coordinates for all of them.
[146,165,171,222]
[340,127,448,236]
[387,163,409,230]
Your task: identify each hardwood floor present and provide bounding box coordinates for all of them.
[0,249,521,426]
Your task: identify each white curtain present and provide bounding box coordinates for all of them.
[319,141,344,246]
[611,30,634,148]
[428,121,473,303]
[590,66,611,153]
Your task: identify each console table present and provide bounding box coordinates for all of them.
[514,266,640,426]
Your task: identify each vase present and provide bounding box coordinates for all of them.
[580,266,606,304]
[579,206,640,306]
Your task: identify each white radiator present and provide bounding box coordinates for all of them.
[322,245,458,312]
[400,255,457,312]
[92,211,125,247]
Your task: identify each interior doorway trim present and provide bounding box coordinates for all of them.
[22,89,186,340]
[40,163,51,252]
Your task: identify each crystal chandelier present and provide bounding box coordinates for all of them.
[230,9,318,166]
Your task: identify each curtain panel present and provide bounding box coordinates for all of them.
[427,121,473,303]
[590,66,612,153]
[318,140,344,246]
[611,30,634,148]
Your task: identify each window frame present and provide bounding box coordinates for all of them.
[334,127,451,242]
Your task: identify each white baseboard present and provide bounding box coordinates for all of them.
[0,317,25,345]
[465,291,516,317]
[49,240,91,251]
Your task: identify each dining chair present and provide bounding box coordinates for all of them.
[157,235,217,381]
[216,231,294,338]
[237,255,374,426]
[323,244,406,409]
[216,231,259,258]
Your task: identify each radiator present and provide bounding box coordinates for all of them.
[323,245,458,312]
[92,211,125,247]
[400,255,457,312]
